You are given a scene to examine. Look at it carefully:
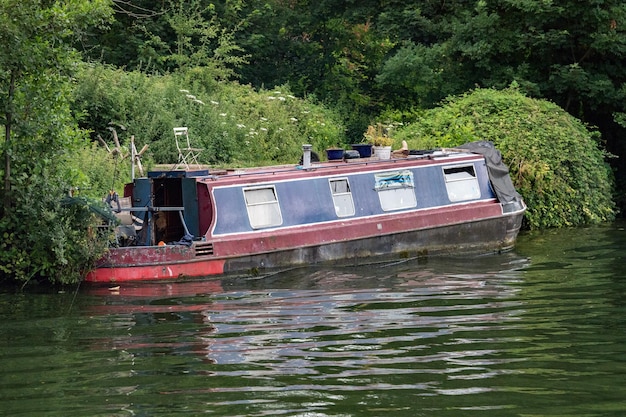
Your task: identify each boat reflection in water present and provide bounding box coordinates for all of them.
[83,252,529,373]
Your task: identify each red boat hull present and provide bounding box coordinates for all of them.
[86,244,226,282]
[85,205,523,283]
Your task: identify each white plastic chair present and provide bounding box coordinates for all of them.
[173,127,202,170]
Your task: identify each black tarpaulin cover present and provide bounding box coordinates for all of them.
[457,141,523,205]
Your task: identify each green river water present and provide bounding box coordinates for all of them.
[1,221,625,416]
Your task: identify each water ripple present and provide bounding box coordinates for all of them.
[2,237,626,416]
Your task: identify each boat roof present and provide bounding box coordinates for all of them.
[141,142,522,206]
[184,150,483,186]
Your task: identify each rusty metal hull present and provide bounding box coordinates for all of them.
[222,208,524,273]
[86,207,524,283]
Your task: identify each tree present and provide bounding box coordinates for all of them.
[79,0,250,77]
[378,0,626,140]
[234,0,395,139]
[165,0,249,78]
[0,0,114,285]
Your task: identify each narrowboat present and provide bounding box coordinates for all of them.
[85,141,526,283]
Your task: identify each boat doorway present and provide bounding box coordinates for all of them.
[132,172,202,246]
[153,177,186,244]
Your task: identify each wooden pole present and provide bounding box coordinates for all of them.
[131,135,136,181]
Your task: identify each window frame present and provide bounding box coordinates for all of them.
[374,170,417,211]
[329,177,355,217]
[243,185,283,229]
[442,164,481,202]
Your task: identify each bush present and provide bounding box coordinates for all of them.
[394,86,615,229]
[72,63,347,169]
[1,124,111,285]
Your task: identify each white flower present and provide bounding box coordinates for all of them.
[210,100,219,105]
[278,96,286,101]
[268,96,277,100]
[219,113,227,117]
[260,127,268,132]
[290,117,298,122]
[260,117,268,122]
[236,124,246,128]
[179,89,190,93]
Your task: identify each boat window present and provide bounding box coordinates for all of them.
[329,178,355,217]
[443,165,481,202]
[375,170,417,211]
[243,186,283,228]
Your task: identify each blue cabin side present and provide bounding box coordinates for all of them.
[210,159,496,236]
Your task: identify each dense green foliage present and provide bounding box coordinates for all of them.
[0,0,114,285]
[72,63,346,169]
[79,1,626,141]
[76,0,626,206]
[395,88,616,229]
[1,0,625,285]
